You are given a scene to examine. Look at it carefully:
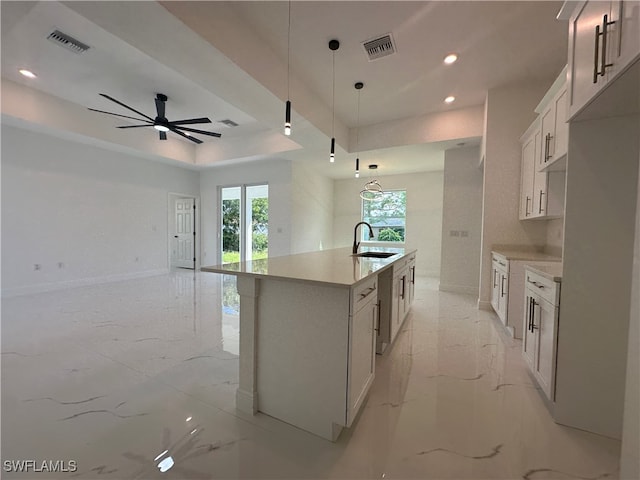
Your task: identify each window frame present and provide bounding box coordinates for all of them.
[360,189,407,245]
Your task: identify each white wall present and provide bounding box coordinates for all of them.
[439,146,483,295]
[199,159,293,264]
[333,172,443,277]
[291,162,334,253]
[1,125,200,296]
[620,150,640,479]
[545,217,564,257]
[477,82,552,308]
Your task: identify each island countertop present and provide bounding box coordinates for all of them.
[201,247,417,288]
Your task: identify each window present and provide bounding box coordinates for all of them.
[361,190,406,243]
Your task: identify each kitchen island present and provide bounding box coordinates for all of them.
[202,246,416,440]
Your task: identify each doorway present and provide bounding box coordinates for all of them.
[220,184,268,264]
[169,194,197,270]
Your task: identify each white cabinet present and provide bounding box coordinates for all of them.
[539,85,568,169]
[522,269,560,402]
[490,254,509,326]
[519,69,567,220]
[568,0,640,119]
[376,253,417,354]
[347,275,377,425]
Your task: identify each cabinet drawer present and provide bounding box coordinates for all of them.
[492,254,509,273]
[352,276,377,314]
[525,270,560,306]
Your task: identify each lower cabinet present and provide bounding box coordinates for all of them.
[376,253,417,354]
[347,275,377,425]
[522,269,560,402]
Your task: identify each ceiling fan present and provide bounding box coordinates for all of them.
[88,93,221,144]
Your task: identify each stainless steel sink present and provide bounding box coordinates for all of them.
[353,251,397,258]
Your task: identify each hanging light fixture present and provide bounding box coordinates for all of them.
[360,165,384,200]
[329,39,339,163]
[354,82,363,178]
[284,1,292,136]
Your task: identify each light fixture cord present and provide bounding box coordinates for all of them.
[287,1,291,101]
[356,88,360,156]
[332,50,335,138]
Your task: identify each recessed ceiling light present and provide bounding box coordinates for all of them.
[443,54,458,65]
[19,69,37,79]
[444,96,456,104]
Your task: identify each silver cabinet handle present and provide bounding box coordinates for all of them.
[539,190,545,213]
[493,269,498,288]
[601,14,615,76]
[525,196,531,216]
[375,300,381,335]
[593,23,601,83]
[401,276,406,300]
[500,276,506,297]
[360,286,376,299]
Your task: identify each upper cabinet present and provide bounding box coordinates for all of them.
[568,0,640,119]
[519,68,567,221]
[539,86,568,170]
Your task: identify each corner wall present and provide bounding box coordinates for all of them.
[290,162,334,253]
[1,125,200,296]
[333,171,443,277]
[439,146,483,295]
[477,82,552,308]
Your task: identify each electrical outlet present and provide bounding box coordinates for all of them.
[33,264,41,271]
[450,230,459,237]
[460,231,469,237]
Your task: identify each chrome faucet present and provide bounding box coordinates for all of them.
[353,222,374,254]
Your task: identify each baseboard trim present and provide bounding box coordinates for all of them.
[438,283,479,295]
[236,388,258,415]
[1,268,170,298]
[478,300,493,311]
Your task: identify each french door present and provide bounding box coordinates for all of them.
[220,184,268,264]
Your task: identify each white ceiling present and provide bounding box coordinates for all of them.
[0,1,568,179]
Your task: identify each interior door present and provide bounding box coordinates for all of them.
[172,197,195,269]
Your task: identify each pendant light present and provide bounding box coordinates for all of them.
[360,165,384,200]
[284,1,292,136]
[329,39,339,163]
[354,82,363,178]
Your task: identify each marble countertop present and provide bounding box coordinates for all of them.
[492,248,561,262]
[201,247,417,288]
[525,262,563,282]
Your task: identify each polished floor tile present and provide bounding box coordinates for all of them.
[1,271,620,479]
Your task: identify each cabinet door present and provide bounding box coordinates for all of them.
[610,1,640,80]
[491,266,500,312]
[552,89,569,161]
[520,130,538,219]
[498,272,508,325]
[534,298,559,401]
[569,1,613,116]
[348,298,376,425]
[522,294,537,372]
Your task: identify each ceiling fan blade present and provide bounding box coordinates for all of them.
[174,126,222,138]
[169,117,212,125]
[88,108,152,123]
[169,127,203,144]
[99,93,155,122]
[155,97,166,119]
[160,131,167,141]
[116,124,155,129]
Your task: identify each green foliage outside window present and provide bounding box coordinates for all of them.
[362,190,407,243]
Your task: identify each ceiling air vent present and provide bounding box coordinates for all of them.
[47,30,90,54]
[362,33,396,61]
[219,119,238,127]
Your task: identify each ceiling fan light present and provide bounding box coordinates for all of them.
[154,124,170,132]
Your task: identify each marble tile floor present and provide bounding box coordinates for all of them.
[1,271,621,479]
